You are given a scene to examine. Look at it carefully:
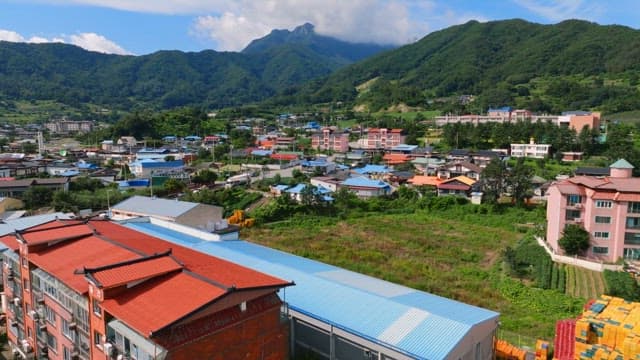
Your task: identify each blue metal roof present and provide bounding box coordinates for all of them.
[342,177,391,189]
[121,222,499,360]
[354,164,390,174]
[390,144,418,152]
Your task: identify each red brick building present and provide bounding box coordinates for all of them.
[2,219,291,360]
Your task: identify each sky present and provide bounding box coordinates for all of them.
[0,0,638,56]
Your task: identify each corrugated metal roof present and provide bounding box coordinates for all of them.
[342,177,390,188]
[0,212,72,236]
[112,196,199,219]
[122,222,499,360]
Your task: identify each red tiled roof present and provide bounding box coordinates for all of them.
[0,234,19,251]
[438,183,471,191]
[89,256,183,288]
[615,193,640,202]
[28,236,140,294]
[383,154,411,164]
[101,272,227,336]
[89,221,290,290]
[20,223,94,245]
[270,153,298,161]
[408,176,442,186]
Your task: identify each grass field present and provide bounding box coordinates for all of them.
[241,208,583,341]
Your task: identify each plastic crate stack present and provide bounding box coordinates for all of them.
[573,295,640,360]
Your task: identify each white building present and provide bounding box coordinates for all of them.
[510,139,551,159]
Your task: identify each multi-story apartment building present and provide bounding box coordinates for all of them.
[45,119,93,135]
[546,159,640,262]
[510,139,551,159]
[365,128,405,150]
[1,219,291,360]
[310,128,349,153]
[435,109,601,131]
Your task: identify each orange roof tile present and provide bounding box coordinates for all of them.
[89,221,290,290]
[101,272,227,336]
[20,223,94,245]
[408,176,442,186]
[25,219,84,232]
[28,236,141,294]
[89,255,183,289]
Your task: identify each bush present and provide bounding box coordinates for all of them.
[604,270,640,301]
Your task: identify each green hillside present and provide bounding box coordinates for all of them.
[285,19,640,113]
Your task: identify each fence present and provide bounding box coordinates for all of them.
[535,237,622,272]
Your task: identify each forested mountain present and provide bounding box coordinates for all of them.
[243,23,395,66]
[0,24,392,111]
[3,19,640,115]
[280,19,640,114]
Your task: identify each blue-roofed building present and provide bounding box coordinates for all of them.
[121,219,499,360]
[353,164,391,177]
[341,177,392,198]
[129,159,184,177]
[284,183,334,203]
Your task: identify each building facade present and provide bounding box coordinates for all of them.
[310,128,349,153]
[365,128,405,150]
[510,139,551,159]
[546,159,640,262]
[1,219,291,360]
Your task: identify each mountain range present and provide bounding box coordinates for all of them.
[0,23,392,110]
[1,19,640,114]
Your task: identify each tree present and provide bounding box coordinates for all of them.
[507,158,534,206]
[23,186,54,210]
[481,158,508,204]
[163,178,187,195]
[192,170,218,186]
[559,224,590,256]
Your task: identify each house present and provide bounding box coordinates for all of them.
[382,153,412,165]
[471,150,502,168]
[352,164,391,179]
[1,218,291,360]
[546,159,640,262]
[0,178,69,198]
[447,149,471,162]
[575,167,610,177]
[562,151,584,162]
[128,159,184,178]
[300,159,336,175]
[407,175,443,188]
[437,161,482,181]
[310,128,349,153]
[558,111,601,131]
[437,176,477,197]
[340,177,392,198]
[284,183,333,203]
[510,138,551,159]
[334,150,370,167]
[110,195,226,234]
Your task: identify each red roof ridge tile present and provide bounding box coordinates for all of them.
[81,249,175,275]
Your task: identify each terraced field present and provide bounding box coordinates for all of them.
[564,264,607,300]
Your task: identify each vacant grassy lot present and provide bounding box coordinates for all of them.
[242,208,584,341]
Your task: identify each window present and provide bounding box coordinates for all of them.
[93,300,101,317]
[23,278,29,292]
[596,200,613,208]
[594,232,610,239]
[627,217,640,229]
[629,202,640,214]
[565,209,581,220]
[27,327,32,339]
[593,247,609,254]
[94,330,102,346]
[44,305,56,326]
[625,232,640,245]
[595,216,611,224]
[62,319,76,341]
[46,331,57,353]
[63,346,70,360]
[567,194,582,206]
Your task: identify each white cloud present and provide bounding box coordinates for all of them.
[191,0,435,51]
[24,0,229,14]
[513,0,603,22]
[69,32,131,55]
[0,30,26,42]
[0,28,130,55]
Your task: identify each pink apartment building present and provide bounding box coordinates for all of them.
[310,128,349,152]
[546,159,640,262]
[366,128,405,149]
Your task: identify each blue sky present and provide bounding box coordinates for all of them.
[1,0,638,55]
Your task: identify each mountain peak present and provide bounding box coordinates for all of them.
[293,23,315,35]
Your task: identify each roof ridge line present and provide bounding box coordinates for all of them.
[81,249,174,274]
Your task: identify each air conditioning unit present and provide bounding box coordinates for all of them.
[4,262,10,270]
[36,297,45,305]
[6,273,14,281]
[68,321,77,331]
[13,297,21,306]
[38,324,47,332]
[28,310,38,318]
[575,218,583,223]
[575,203,583,209]
[39,345,48,355]
[10,319,18,327]
[71,348,80,359]
[103,342,113,355]
[116,354,124,360]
